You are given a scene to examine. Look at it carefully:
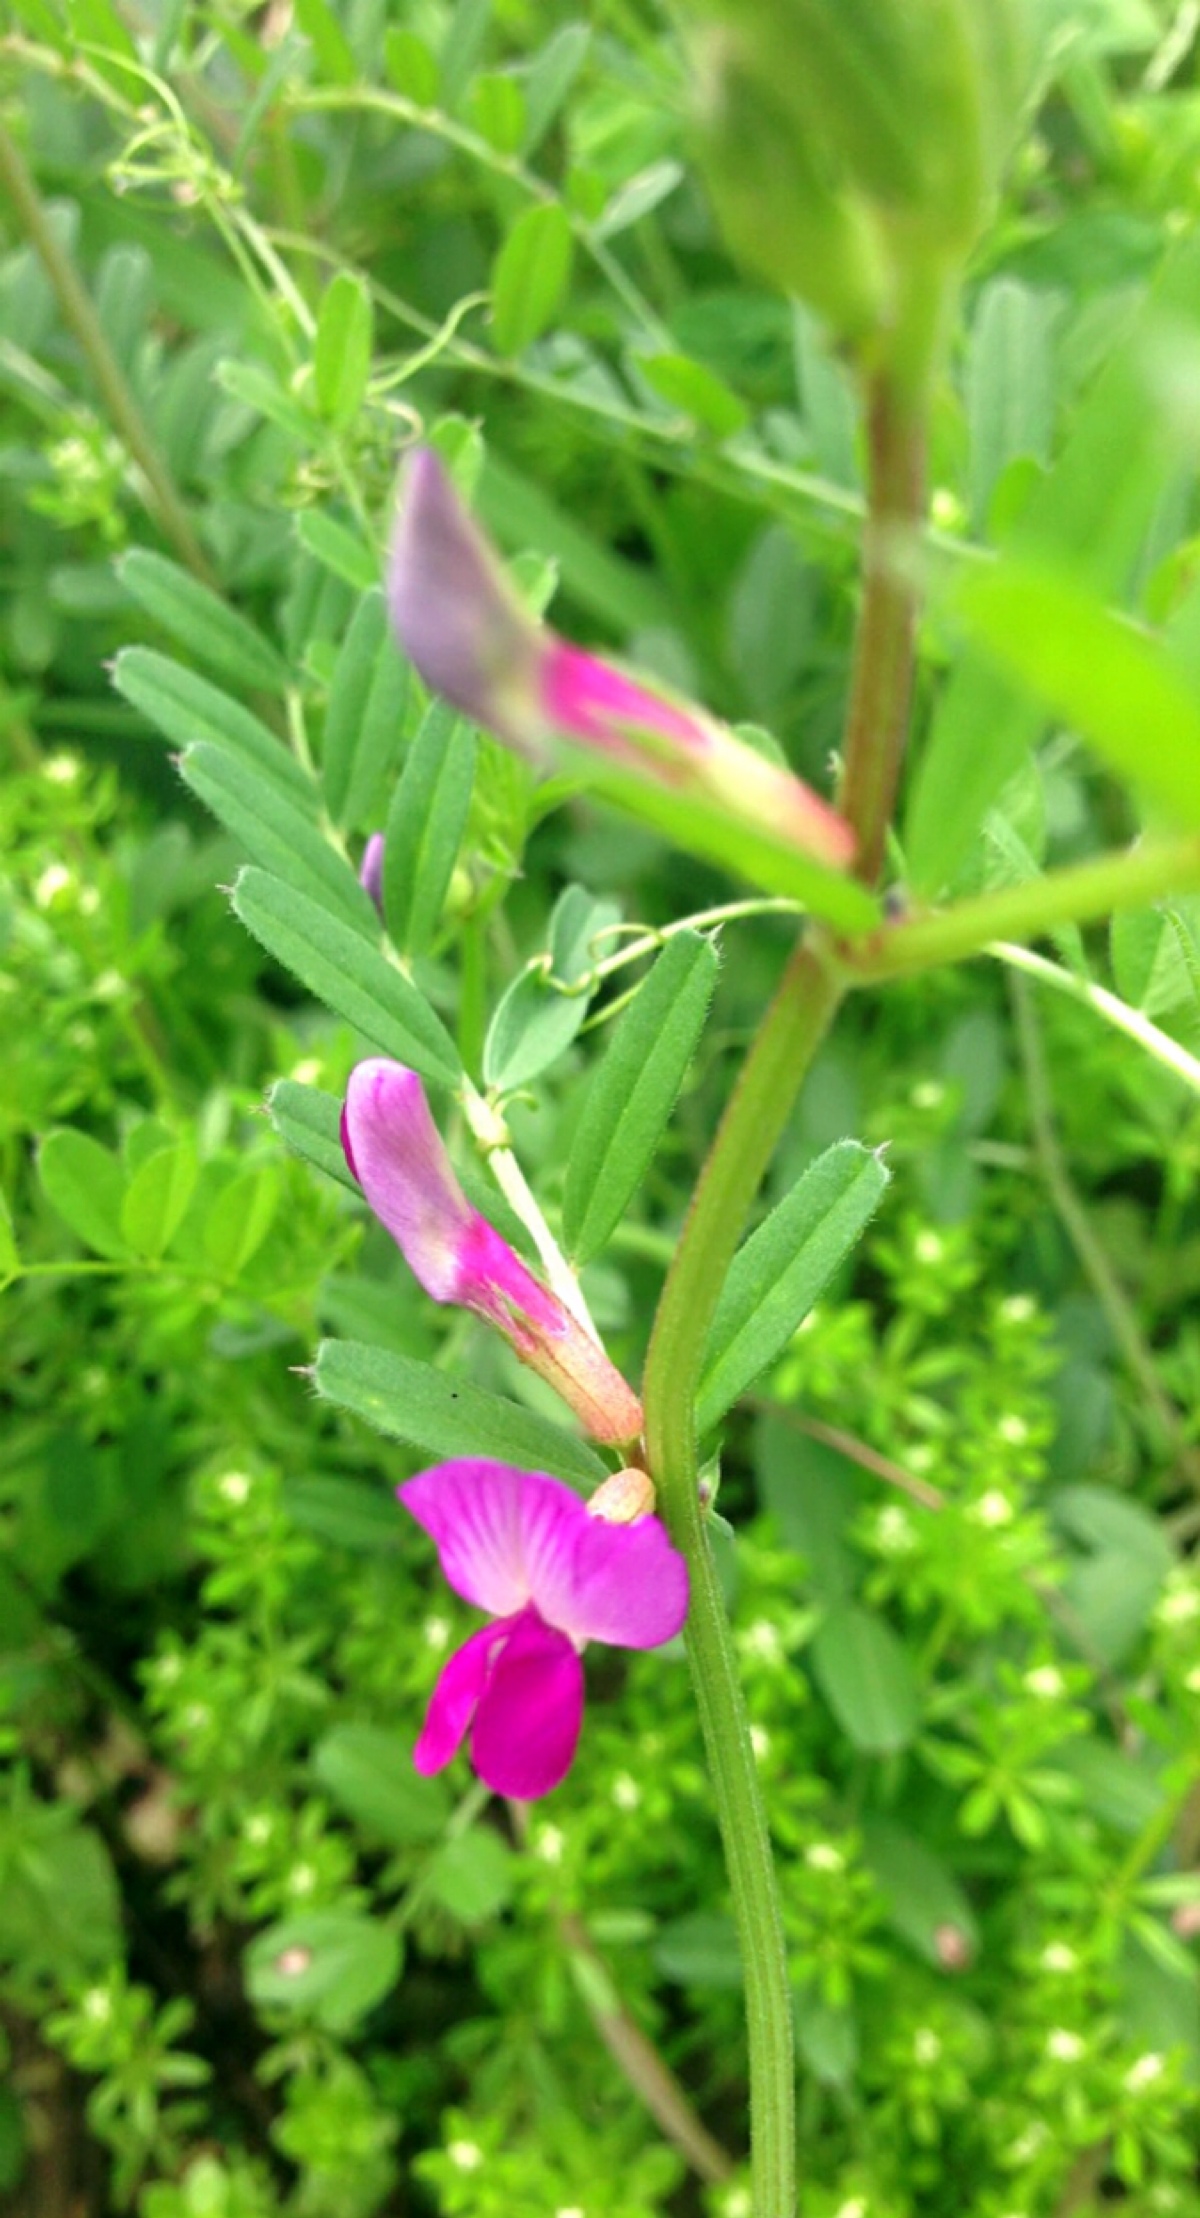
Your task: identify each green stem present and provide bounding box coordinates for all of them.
[0,118,215,586]
[836,369,930,885]
[643,940,843,2216]
[844,834,1200,981]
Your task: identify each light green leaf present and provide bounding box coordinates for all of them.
[861,1817,979,1965]
[956,560,1200,830]
[654,1913,742,1990]
[313,1725,449,1845]
[203,1166,280,1277]
[523,23,589,154]
[120,1138,198,1260]
[38,1131,129,1260]
[285,1476,406,1553]
[0,1191,18,1284]
[293,0,356,83]
[491,203,573,355]
[232,869,461,1087]
[594,159,684,241]
[384,24,438,103]
[426,1830,515,1923]
[470,71,526,155]
[113,647,316,809]
[563,930,718,1264]
[181,742,377,935]
[119,550,288,694]
[811,1605,920,1753]
[964,278,1056,532]
[245,1911,400,2034]
[267,1080,358,1191]
[314,270,374,428]
[697,1142,888,1433]
[382,702,476,957]
[484,885,619,1093]
[294,509,378,591]
[322,589,409,830]
[635,352,747,439]
[314,1339,607,1490]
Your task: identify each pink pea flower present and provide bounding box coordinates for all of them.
[400,1458,688,1798]
[388,447,855,872]
[359,832,385,915]
[342,1058,644,1447]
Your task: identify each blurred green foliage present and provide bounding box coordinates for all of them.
[2,1,1200,2214]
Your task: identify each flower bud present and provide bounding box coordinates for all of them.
[389,450,854,871]
[342,1059,644,1447]
[587,1468,658,1524]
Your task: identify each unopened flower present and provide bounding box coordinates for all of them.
[342,1059,643,1446]
[388,448,854,871]
[359,832,385,914]
[400,1458,688,1798]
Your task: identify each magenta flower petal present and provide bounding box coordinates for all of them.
[342,1059,472,1301]
[542,641,710,758]
[398,1460,688,1649]
[412,1620,500,1776]
[470,1610,584,1799]
[399,1460,588,1621]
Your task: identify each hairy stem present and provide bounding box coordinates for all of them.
[0,119,214,585]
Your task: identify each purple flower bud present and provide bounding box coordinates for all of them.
[359,833,385,915]
[387,448,856,870]
[342,1059,644,1446]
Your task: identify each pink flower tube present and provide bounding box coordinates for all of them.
[388,447,855,872]
[342,1059,644,1447]
[401,1458,688,1798]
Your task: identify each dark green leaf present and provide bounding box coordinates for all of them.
[484,886,619,1092]
[314,1339,607,1489]
[491,203,573,355]
[811,1605,920,1753]
[653,1913,742,1990]
[113,647,316,809]
[698,1142,888,1433]
[245,1911,401,2034]
[861,1817,979,1965]
[232,869,461,1086]
[322,589,409,830]
[313,1725,449,1845]
[382,702,476,957]
[181,742,377,935]
[563,930,718,1263]
[120,550,289,693]
[267,1080,358,1191]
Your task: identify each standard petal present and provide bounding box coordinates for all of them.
[412,1621,502,1775]
[470,1611,584,1800]
[342,1058,473,1301]
[399,1460,589,1621]
[543,1510,690,1650]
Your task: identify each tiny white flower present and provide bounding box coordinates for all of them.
[1124,2052,1165,2093]
[82,1987,112,2021]
[907,1442,937,1474]
[182,1703,211,1732]
[805,1841,844,1873]
[742,1618,783,1663]
[555,2207,585,2218]
[911,1080,945,1111]
[1024,1665,1066,1701]
[218,1470,252,1504]
[34,863,74,908]
[914,1229,945,1266]
[1184,1663,1200,1694]
[288,1863,317,1896]
[1039,1942,1078,1975]
[448,2141,483,2171]
[1000,1295,1036,1324]
[1046,2028,1085,2063]
[913,2027,942,2064]
[534,1825,565,1865]
[44,754,81,784]
[998,1413,1029,1446]
[749,1724,771,1763]
[612,1772,640,1811]
[875,1504,916,1555]
[1156,1583,1200,1627]
[931,487,964,531]
[971,1489,1014,1529]
[244,1812,274,1847]
[424,1615,451,1651]
[78,887,101,917]
[834,2199,868,2218]
[291,1056,323,1085]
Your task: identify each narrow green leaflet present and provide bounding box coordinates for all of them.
[957,561,1200,830]
[563,929,718,1264]
[232,868,461,1087]
[314,1340,607,1490]
[267,1080,358,1192]
[181,742,378,936]
[571,753,879,933]
[38,1131,129,1260]
[119,549,289,693]
[382,702,477,957]
[120,1138,198,1260]
[635,352,748,439]
[204,1166,280,1277]
[0,1190,18,1283]
[113,647,316,809]
[245,1911,401,2035]
[963,277,1056,533]
[811,1604,920,1754]
[861,1818,979,1965]
[484,885,620,1093]
[295,509,378,592]
[293,0,356,83]
[490,202,573,355]
[322,589,409,830]
[697,1141,888,1434]
[314,269,374,428]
